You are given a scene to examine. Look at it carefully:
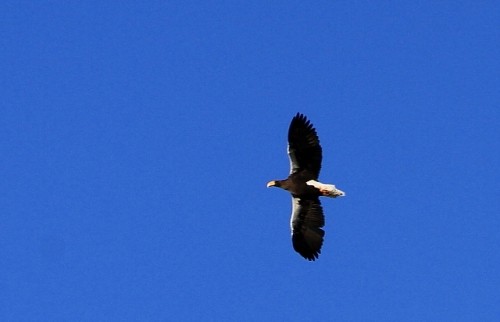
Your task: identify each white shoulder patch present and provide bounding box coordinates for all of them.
[306,180,323,189]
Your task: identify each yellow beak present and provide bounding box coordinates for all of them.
[266,180,276,188]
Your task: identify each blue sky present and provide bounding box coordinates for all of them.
[1,1,499,321]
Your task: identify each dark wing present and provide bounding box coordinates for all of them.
[287,113,322,178]
[290,197,325,261]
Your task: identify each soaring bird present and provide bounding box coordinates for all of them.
[267,113,345,261]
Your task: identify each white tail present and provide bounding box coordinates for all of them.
[306,180,346,198]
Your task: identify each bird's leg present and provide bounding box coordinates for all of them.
[320,189,331,195]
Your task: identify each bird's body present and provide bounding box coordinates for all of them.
[267,113,345,261]
[270,171,318,197]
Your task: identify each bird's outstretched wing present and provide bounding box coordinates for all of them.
[287,113,322,178]
[290,197,325,261]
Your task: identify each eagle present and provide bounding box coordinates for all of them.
[267,113,345,260]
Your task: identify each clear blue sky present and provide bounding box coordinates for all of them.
[1,1,499,321]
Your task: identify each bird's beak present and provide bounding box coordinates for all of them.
[266,180,276,188]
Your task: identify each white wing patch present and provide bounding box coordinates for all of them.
[290,197,300,234]
[287,144,299,174]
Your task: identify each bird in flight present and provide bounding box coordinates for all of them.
[267,113,345,261]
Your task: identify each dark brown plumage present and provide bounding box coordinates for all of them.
[267,113,345,261]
